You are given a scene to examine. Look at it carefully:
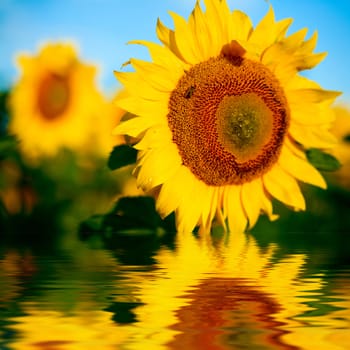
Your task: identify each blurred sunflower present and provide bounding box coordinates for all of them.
[329,105,350,189]
[8,42,102,160]
[114,0,340,233]
[91,90,126,157]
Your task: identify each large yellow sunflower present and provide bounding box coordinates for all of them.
[8,42,103,160]
[114,0,341,233]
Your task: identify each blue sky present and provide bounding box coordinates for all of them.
[1,0,350,102]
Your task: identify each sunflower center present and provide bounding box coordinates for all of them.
[167,52,290,186]
[216,93,274,163]
[37,73,70,120]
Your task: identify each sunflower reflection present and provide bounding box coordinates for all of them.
[123,232,323,350]
[3,233,350,350]
[9,308,130,350]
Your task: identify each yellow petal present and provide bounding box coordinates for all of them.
[169,11,200,64]
[282,28,308,51]
[215,0,235,44]
[241,179,263,229]
[249,6,292,55]
[156,166,189,218]
[198,186,217,234]
[261,187,279,222]
[136,144,182,190]
[156,18,185,62]
[288,88,341,104]
[202,0,226,56]
[176,173,211,233]
[225,185,248,234]
[261,43,297,82]
[215,187,227,231]
[299,31,318,55]
[128,40,185,69]
[114,71,166,101]
[231,10,253,41]
[278,144,327,189]
[113,117,157,138]
[295,52,327,71]
[263,165,306,211]
[284,74,319,90]
[261,27,326,80]
[156,17,172,47]
[116,95,168,120]
[289,101,335,126]
[130,58,180,92]
[188,0,211,60]
[275,17,294,41]
[134,125,172,150]
[289,122,338,149]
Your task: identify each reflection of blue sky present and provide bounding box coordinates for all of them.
[1,0,350,101]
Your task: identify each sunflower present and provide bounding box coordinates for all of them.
[8,42,102,160]
[114,0,341,233]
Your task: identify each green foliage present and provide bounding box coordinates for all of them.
[251,183,350,272]
[306,148,341,171]
[107,144,137,170]
[79,196,176,238]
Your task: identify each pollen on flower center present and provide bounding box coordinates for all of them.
[216,93,274,163]
[37,73,70,120]
[167,54,290,186]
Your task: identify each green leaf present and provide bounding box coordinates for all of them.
[306,148,341,172]
[107,144,137,170]
[104,196,160,231]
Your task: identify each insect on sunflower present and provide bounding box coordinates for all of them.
[114,0,341,233]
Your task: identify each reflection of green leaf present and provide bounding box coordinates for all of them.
[107,145,137,170]
[306,149,341,171]
[104,302,142,324]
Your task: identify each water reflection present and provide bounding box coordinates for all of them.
[122,232,323,350]
[0,232,349,350]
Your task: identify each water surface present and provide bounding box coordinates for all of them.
[1,231,349,350]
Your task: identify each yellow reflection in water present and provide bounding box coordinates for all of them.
[121,232,349,350]
[4,233,350,350]
[9,306,130,350]
[281,278,350,350]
